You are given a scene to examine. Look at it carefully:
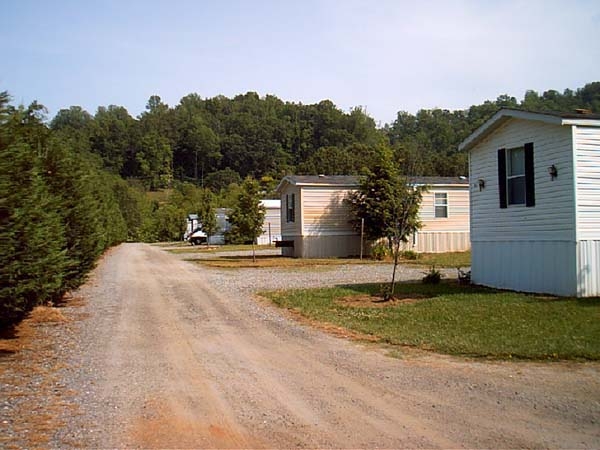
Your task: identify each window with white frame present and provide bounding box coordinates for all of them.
[434,192,448,218]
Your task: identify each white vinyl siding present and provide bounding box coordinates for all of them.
[257,202,281,245]
[470,119,575,242]
[577,241,600,296]
[574,126,600,240]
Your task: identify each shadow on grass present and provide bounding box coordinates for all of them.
[338,281,600,304]
[336,280,499,298]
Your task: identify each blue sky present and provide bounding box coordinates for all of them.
[3,0,599,125]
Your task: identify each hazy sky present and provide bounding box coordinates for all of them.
[3,0,599,125]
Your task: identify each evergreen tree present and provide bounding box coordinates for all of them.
[0,141,67,324]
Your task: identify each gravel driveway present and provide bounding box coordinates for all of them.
[1,243,599,448]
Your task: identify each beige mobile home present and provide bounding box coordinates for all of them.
[276,175,470,258]
[460,108,600,297]
[276,176,360,258]
[411,177,470,252]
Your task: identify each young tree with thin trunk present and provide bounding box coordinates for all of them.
[346,146,426,299]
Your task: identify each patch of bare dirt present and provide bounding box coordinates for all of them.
[337,293,430,307]
[0,298,84,449]
[128,397,260,449]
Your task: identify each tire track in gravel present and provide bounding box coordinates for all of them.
[67,243,600,448]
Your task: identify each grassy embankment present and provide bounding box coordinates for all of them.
[263,282,600,360]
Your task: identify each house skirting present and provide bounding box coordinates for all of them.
[410,231,470,253]
[471,240,580,296]
[281,234,362,258]
[577,240,600,297]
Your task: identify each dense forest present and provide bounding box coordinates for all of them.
[1,82,599,325]
[50,82,600,188]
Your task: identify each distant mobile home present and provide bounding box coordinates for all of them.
[257,199,281,245]
[275,175,470,258]
[410,177,470,252]
[460,108,600,297]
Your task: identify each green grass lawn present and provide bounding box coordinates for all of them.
[263,282,600,360]
[395,251,471,268]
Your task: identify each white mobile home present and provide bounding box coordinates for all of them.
[276,175,470,258]
[257,199,281,245]
[460,108,600,297]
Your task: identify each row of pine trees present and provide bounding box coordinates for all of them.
[1,93,138,325]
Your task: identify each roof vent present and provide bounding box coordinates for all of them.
[575,108,593,115]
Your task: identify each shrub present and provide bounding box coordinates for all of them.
[422,266,442,284]
[371,242,389,261]
[401,250,418,260]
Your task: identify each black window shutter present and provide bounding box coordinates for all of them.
[497,148,507,209]
[524,142,535,207]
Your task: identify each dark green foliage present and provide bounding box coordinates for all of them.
[346,146,426,299]
[401,250,418,260]
[347,146,424,243]
[226,178,266,261]
[370,242,390,261]
[1,94,129,327]
[386,83,600,177]
[0,142,68,324]
[152,203,185,242]
[196,189,217,241]
[422,266,442,284]
[42,82,600,190]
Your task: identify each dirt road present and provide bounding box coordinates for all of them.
[13,243,600,448]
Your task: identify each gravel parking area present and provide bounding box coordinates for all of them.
[175,247,456,293]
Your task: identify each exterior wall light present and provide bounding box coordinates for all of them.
[477,179,485,191]
[548,164,558,180]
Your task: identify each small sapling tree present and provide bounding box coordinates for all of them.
[346,146,426,299]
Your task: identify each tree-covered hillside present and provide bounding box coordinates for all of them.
[50,81,600,186]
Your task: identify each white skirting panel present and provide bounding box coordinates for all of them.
[411,232,470,253]
[471,240,578,296]
[577,241,600,297]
